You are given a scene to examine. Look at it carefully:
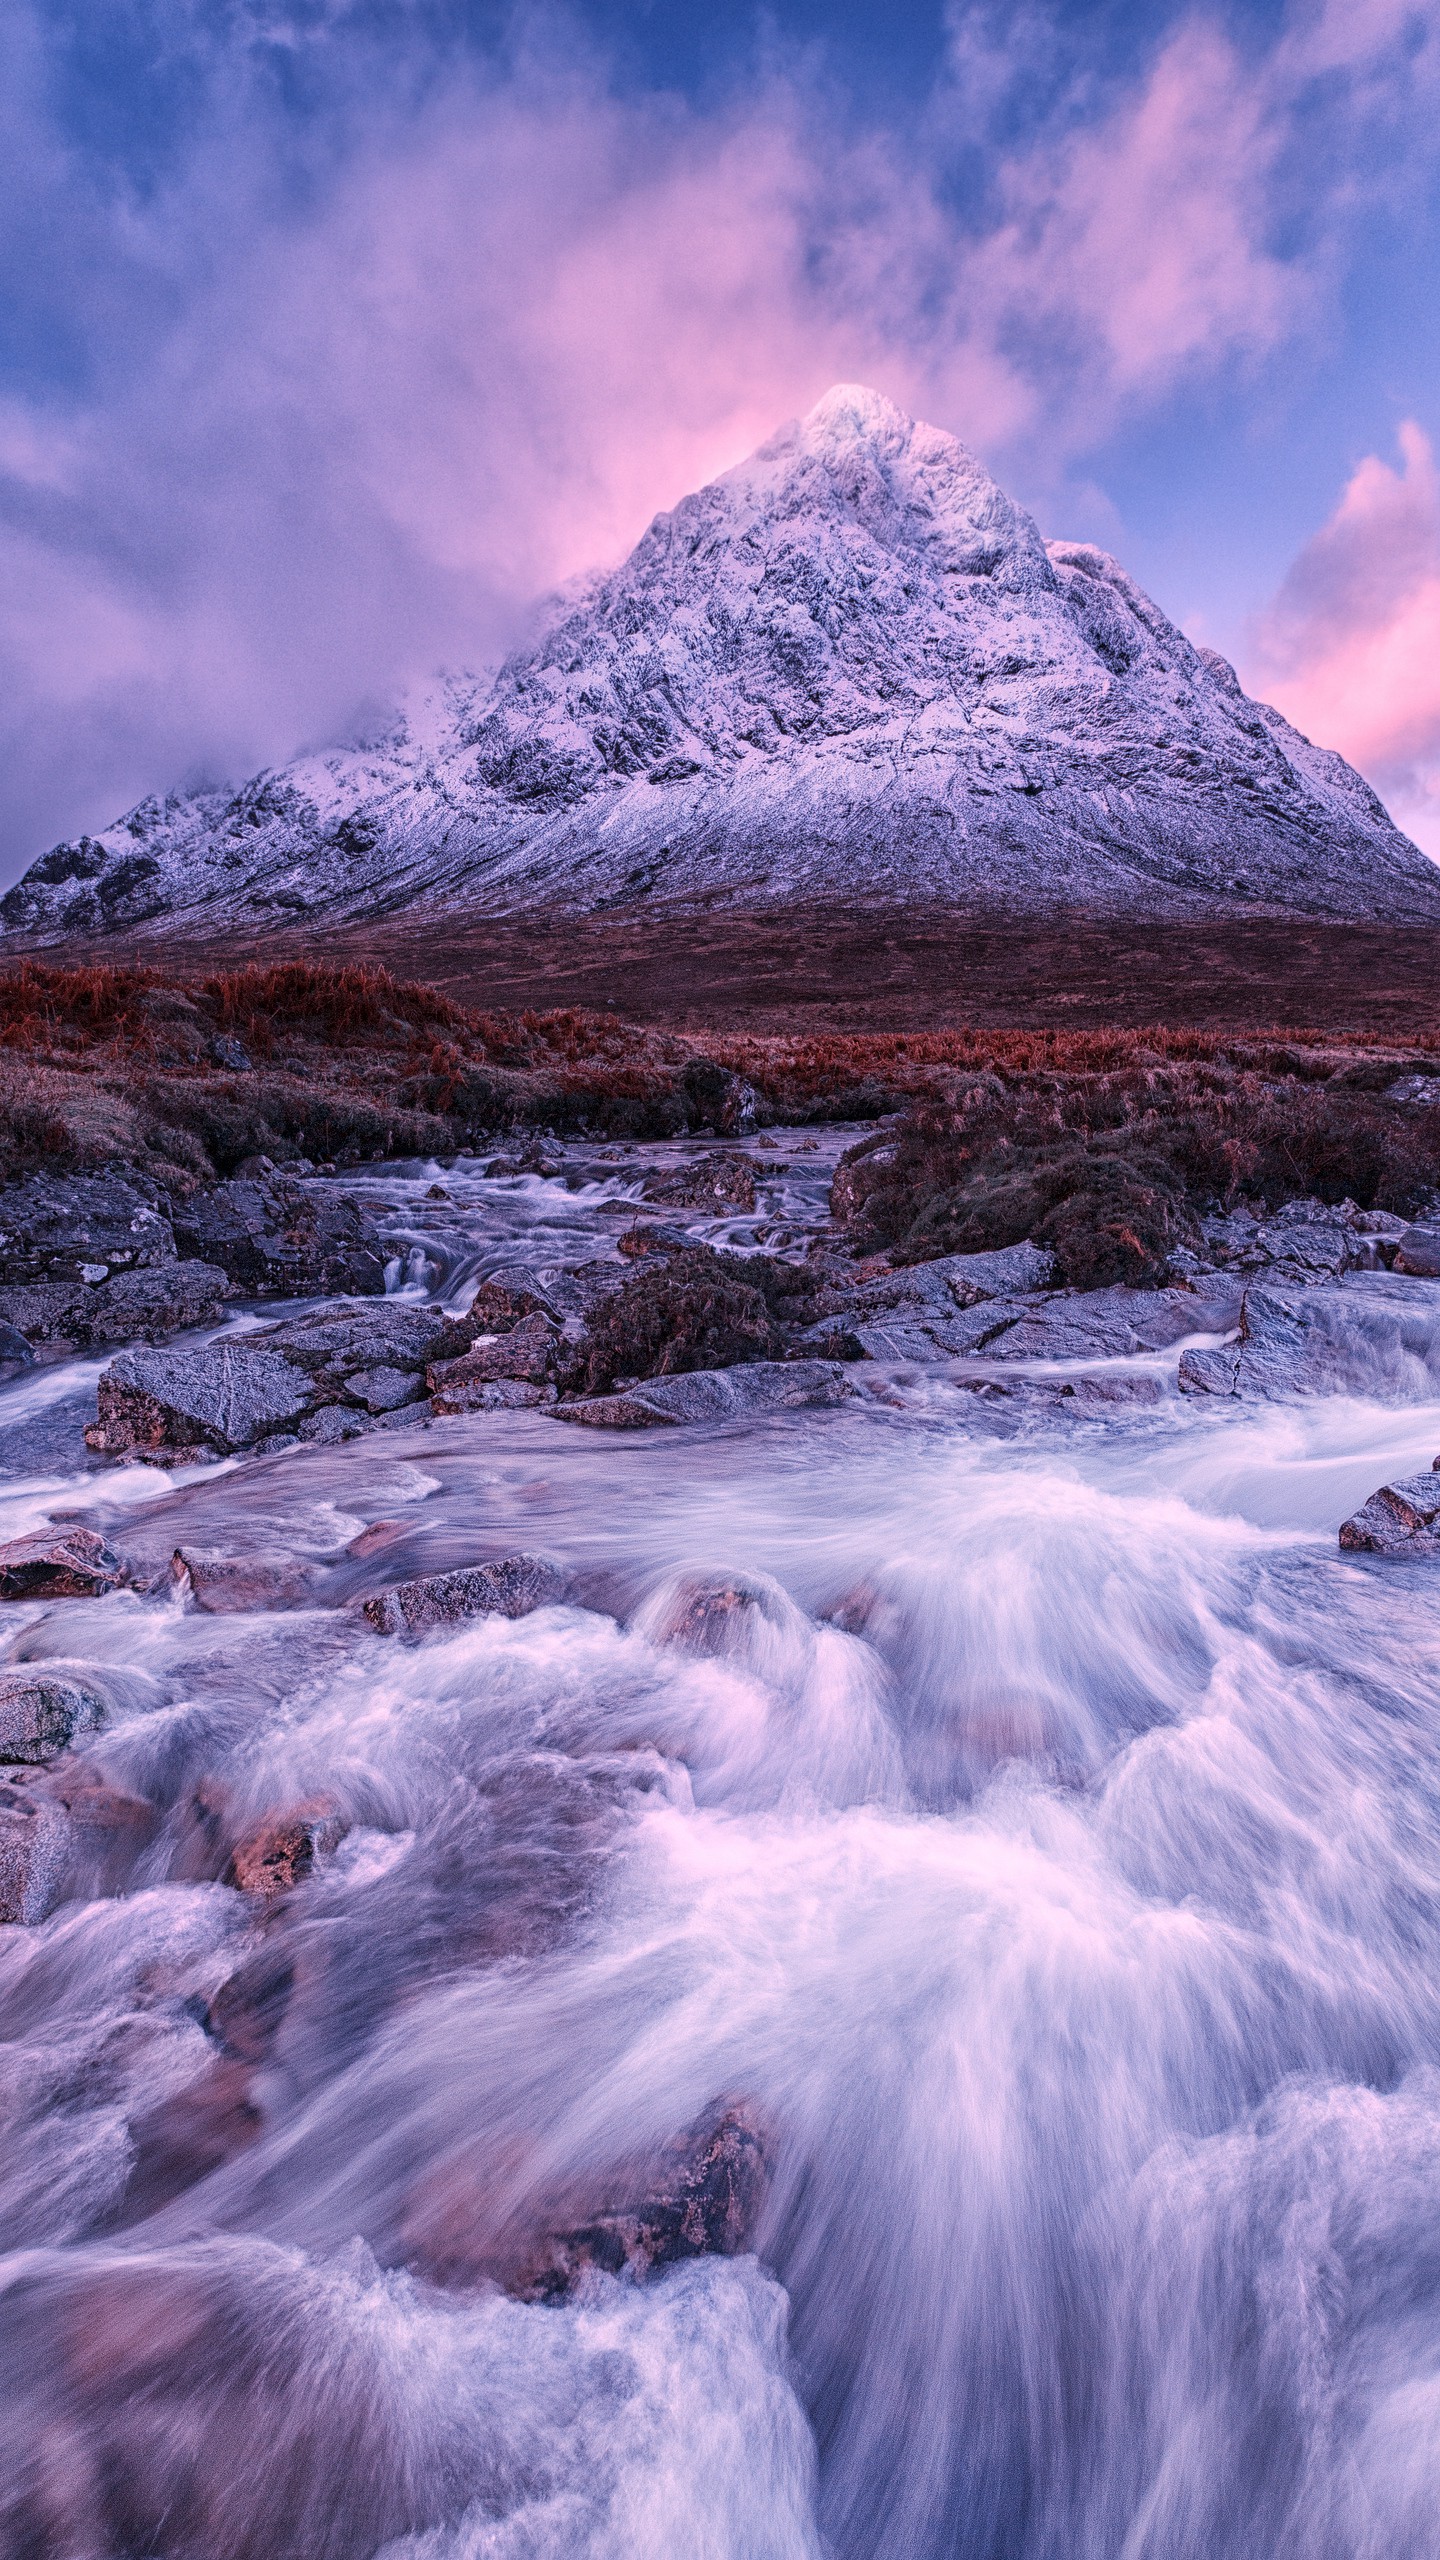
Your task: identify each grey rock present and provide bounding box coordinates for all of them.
[984,1285,1235,1363]
[0,1670,106,1762]
[0,1525,128,1600]
[1384,1076,1440,1107]
[1339,1470,1440,1554]
[427,1313,559,1397]
[7,387,1435,943]
[555,1358,855,1429]
[295,1405,374,1445]
[259,1300,464,1381]
[171,1177,387,1297]
[0,1264,235,1351]
[86,1345,314,1458]
[641,1155,759,1212]
[343,1364,427,1414]
[170,1549,322,1611]
[0,1779,71,1923]
[1200,1199,1378,1281]
[362,1554,565,1635]
[0,1322,35,1378]
[0,1170,174,1283]
[1394,1227,1440,1279]
[431,1377,556,1413]
[852,1243,1056,1314]
[1179,1276,1440,1401]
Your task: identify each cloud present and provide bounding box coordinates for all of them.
[0,0,1437,879]
[1250,423,1440,857]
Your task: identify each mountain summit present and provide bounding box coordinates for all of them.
[7,385,1437,937]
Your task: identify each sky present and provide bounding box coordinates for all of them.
[1,0,1438,883]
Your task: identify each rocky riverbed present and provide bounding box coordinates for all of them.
[2,1119,1440,2558]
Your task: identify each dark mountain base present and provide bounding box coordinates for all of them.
[20,903,1440,1040]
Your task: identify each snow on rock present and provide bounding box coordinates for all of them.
[7,384,1438,938]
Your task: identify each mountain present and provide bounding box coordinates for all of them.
[5,385,1438,940]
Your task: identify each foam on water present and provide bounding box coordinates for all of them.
[2,1138,1440,2558]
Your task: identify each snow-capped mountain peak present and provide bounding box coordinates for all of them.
[6,386,1437,938]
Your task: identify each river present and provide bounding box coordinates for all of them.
[2,1131,1439,2559]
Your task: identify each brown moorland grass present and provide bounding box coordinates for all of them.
[2,964,1439,1296]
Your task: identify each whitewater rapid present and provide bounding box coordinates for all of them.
[2,1137,1440,2560]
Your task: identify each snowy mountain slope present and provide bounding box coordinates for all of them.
[6,385,1438,938]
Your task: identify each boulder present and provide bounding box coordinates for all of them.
[171,1175,387,1296]
[0,1525,128,1600]
[227,1803,346,1895]
[1394,1227,1440,1279]
[86,1345,314,1459]
[1179,1277,1440,1401]
[0,1761,155,1920]
[257,1300,468,1388]
[426,1314,559,1395]
[0,1169,175,1283]
[0,1263,235,1352]
[362,1554,565,1636]
[430,1378,556,1414]
[0,1321,34,1380]
[0,1670,106,1762]
[516,2104,770,2301]
[343,1365,426,1414]
[170,1550,321,1612]
[294,1405,374,1445]
[1339,1469,1440,1554]
[642,1155,759,1212]
[555,1358,855,1429]
[0,1777,71,1922]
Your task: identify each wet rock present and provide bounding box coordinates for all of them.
[0,1263,236,1352]
[343,1364,426,1414]
[852,1242,1055,1314]
[294,1404,374,1445]
[1199,1198,1381,1281]
[0,1321,34,1380]
[516,2104,770,2301]
[86,1345,314,1459]
[1057,1372,1165,1406]
[431,1377,557,1414]
[258,1300,468,1396]
[172,1175,387,1297]
[679,1060,760,1137]
[0,1524,129,1599]
[555,1358,855,1429]
[617,1221,694,1258]
[0,1777,71,1922]
[170,1549,322,1612]
[1179,1275,1440,1401]
[0,1169,175,1284]
[983,1284,1237,1362]
[427,1314,559,1397]
[646,1570,800,1665]
[0,1762,156,1919]
[362,1554,565,1636]
[0,1670,106,1762]
[1394,1226,1440,1278]
[642,1154,759,1212]
[1339,1469,1440,1554]
[464,1277,556,1330]
[228,1803,346,1895]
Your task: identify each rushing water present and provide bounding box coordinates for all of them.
[3,1135,1440,2560]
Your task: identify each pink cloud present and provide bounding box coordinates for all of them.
[1250,423,1440,855]
[0,0,1437,875]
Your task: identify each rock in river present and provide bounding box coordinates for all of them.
[86,1346,314,1460]
[0,1526,129,1600]
[362,1555,566,1636]
[0,1670,106,1762]
[555,1359,856,1429]
[1339,1468,1440,1554]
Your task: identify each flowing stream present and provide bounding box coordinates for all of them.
[3,1133,1440,2559]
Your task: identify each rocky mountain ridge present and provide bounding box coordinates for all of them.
[6,384,1438,938]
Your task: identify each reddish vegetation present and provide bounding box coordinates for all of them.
[2,962,1439,1293]
[835,1061,1440,1287]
